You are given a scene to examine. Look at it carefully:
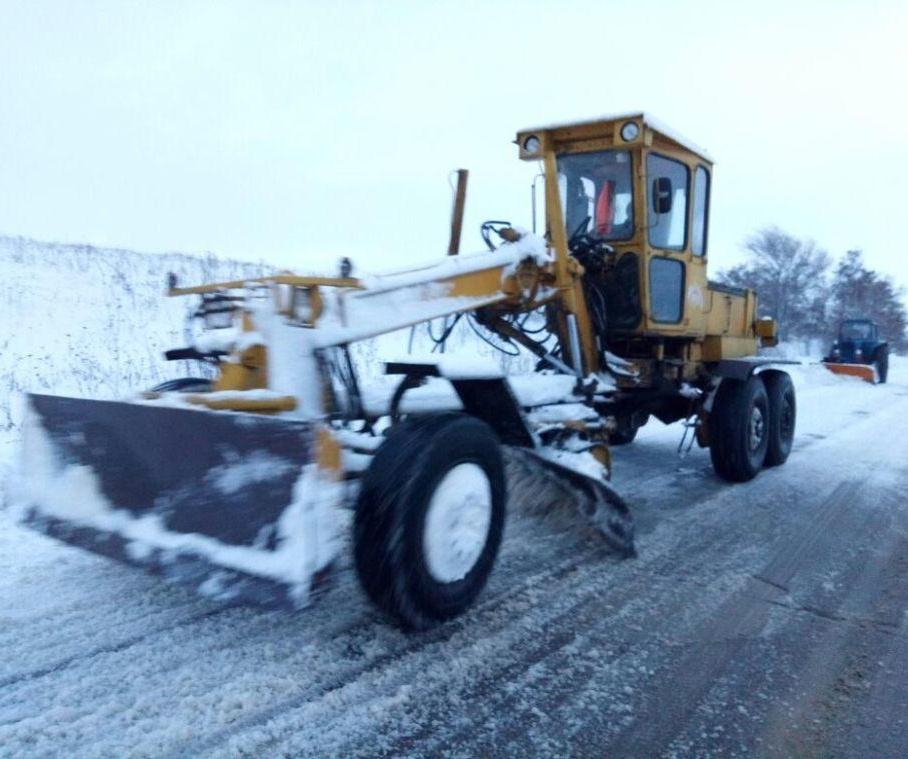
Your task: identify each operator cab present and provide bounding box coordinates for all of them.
[516,113,715,353]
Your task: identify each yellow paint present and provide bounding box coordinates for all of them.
[183,394,298,412]
[316,427,343,474]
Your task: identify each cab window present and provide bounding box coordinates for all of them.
[691,165,710,256]
[649,257,684,322]
[647,153,689,251]
[557,149,634,242]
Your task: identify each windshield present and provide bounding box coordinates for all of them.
[840,321,874,341]
[557,149,634,242]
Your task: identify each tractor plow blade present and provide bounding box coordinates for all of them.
[823,362,877,383]
[11,394,343,607]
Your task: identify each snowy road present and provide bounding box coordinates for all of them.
[2,360,908,757]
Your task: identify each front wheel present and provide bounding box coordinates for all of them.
[708,377,770,482]
[354,413,506,629]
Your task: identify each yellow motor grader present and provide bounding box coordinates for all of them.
[13,113,795,628]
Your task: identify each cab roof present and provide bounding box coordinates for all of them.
[519,112,713,164]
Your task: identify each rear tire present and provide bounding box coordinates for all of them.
[354,413,506,630]
[875,347,889,384]
[763,372,796,467]
[708,377,770,482]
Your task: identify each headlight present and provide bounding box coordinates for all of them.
[522,135,541,154]
[620,121,640,142]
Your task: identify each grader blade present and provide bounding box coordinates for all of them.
[508,448,636,557]
[823,362,876,383]
[13,394,337,607]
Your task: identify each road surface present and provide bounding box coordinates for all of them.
[2,360,907,757]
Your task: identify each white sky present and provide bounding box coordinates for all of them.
[2,0,907,291]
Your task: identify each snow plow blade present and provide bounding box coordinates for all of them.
[823,362,876,383]
[13,394,340,607]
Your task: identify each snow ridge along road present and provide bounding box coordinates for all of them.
[2,360,907,757]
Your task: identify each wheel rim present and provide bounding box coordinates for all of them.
[749,406,766,451]
[422,463,493,584]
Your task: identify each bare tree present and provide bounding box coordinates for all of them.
[830,250,907,351]
[717,227,830,341]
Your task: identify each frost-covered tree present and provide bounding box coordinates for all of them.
[717,227,830,341]
[829,250,907,351]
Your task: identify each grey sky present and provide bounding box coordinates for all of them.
[2,0,907,291]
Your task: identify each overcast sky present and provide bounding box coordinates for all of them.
[2,0,907,291]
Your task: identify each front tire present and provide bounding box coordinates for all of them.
[354,413,506,629]
[709,377,770,482]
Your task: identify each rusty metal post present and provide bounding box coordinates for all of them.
[447,169,469,255]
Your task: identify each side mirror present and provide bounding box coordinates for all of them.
[652,177,673,214]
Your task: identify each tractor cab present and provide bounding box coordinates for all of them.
[824,318,889,383]
[839,319,877,344]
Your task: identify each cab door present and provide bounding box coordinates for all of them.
[645,152,690,332]
[643,153,711,337]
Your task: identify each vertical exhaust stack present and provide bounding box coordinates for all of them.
[447,169,469,255]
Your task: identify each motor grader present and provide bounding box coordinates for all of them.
[13,113,795,629]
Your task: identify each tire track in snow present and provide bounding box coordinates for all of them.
[238,398,908,757]
[0,603,235,693]
[194,477,798,756]
[360,477,881,755]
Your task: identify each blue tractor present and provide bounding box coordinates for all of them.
[823,318,889,384]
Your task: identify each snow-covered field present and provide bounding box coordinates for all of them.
[3,236,908,756]
[0,236,268,489]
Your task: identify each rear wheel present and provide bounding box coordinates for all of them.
[354,413,506,629]
[875,347,889,384]
[709,377,770,482]
[763,372,796,467]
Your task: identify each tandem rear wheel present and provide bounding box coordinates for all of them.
[709,372,796,482]
[353,413,506,630]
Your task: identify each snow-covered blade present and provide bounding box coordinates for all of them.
[11,394,342,607]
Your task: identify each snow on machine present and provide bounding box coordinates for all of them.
[12,114,795,628]
[822,318,889,384]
